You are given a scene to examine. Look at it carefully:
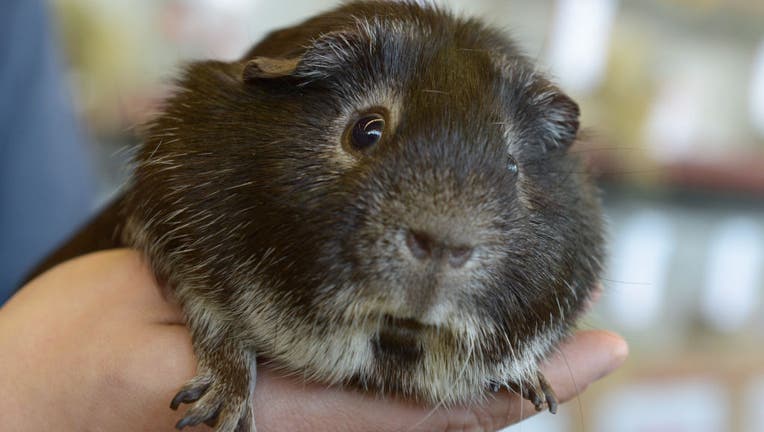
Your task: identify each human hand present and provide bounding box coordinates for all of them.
[0,249,627,431]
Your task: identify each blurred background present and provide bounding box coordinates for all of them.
[3,0,764,430]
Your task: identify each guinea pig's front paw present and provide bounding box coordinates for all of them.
[170,365,254,432]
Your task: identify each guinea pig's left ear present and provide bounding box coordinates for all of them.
[537,88,580,151]
[540,86,580,150]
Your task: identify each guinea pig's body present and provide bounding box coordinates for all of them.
[32,2,604,430]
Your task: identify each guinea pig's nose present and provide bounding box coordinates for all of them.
[404,230,474,268]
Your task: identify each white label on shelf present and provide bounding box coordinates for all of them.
[701,217,763,333]
[606,211,674,331]
[751,39,764,137]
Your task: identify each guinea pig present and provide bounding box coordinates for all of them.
[30,1,604,431]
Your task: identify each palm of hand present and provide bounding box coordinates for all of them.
[0,250,626,432]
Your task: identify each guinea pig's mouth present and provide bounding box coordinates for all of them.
[371,315,428,362]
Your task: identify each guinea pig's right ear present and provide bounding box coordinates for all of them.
[242,57,301,80]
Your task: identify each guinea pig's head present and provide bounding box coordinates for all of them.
[125,1,604,404]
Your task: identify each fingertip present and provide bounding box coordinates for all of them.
[599,330,629,358]
[571,330,629,378]
[537,330,628,404]
[596,330,629,379]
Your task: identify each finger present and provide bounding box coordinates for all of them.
[252,330,628,432]
[541,330,628,403]
[480,329,626,426]
[428,329,628,430]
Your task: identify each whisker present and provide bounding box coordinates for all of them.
[556,344,586,431]
[600,277,649,286]
[518,378,525,426]
[421,89,450,95]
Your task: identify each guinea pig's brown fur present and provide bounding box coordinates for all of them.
[32,1,604,430]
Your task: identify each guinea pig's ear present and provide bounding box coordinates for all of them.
[536,87,580,151]
[242,57,301,80]
[241,30,366,83]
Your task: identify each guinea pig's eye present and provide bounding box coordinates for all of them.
[349,114,385,150]
[507,154,519,175]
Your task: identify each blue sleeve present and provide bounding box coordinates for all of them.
[0,0,96,301]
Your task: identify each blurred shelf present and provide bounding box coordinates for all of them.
[587,148,764,199]
[662,156,764,197]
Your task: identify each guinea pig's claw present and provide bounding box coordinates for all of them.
[171,369,254,432]
[506,372,559,414]
[538,372,558,414]
[170,380,211,410]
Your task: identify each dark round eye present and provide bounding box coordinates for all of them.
[507,154,519,175]
[350,114,385,150]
